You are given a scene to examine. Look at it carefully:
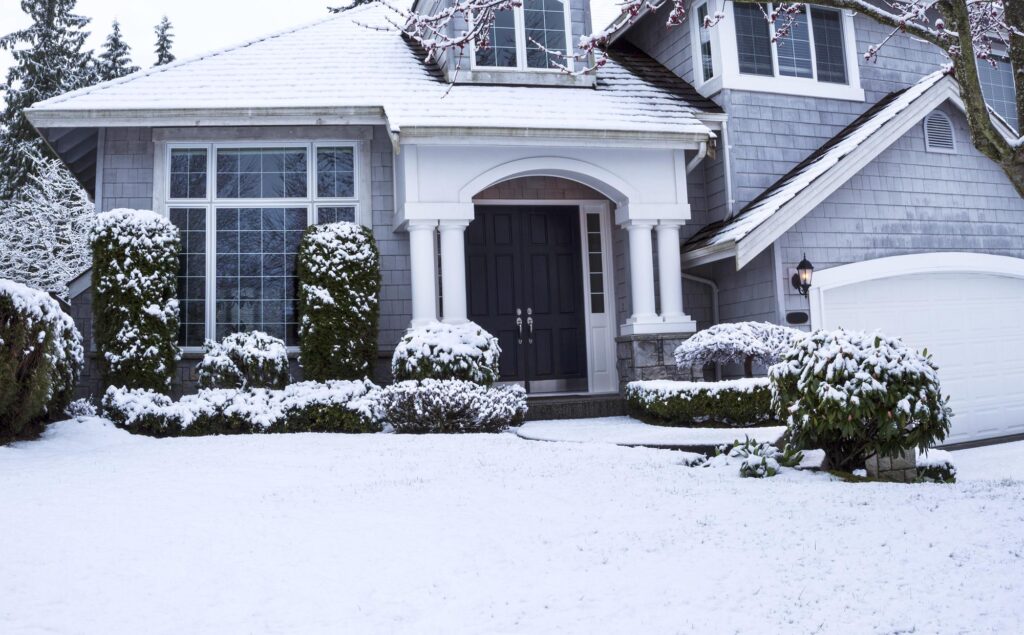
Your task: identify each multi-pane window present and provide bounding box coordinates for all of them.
[165,142,361,348]
[170,208,207,347]
[696,3,715,82]
[978,58,1019,131]
[735,3,849,85]
[585,214,605,314]
[474,0,570,71]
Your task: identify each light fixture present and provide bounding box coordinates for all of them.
[792,254,814,297]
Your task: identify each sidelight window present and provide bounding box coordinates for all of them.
[164,142,363,349]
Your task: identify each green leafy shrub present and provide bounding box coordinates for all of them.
[392,321,501,386]
[102,380,379,437]
[917,449,957,484]
[367,379,527,433]
[91,209,179,393]
[1,279,83,443]
[770,328,952,472]
[675,322,804,377]
[698,437,804,478]
[626,378,776,427]
[196,331,290,390]
[297,222,381,381]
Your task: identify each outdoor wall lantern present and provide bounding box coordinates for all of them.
[792,255,815,297]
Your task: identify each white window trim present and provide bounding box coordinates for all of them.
[924,110,957,154]
[157,139,370,353]
[690,0,720,88]
[469,0,574,73]
[704,0,864,102]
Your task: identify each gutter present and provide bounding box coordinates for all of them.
[681,272,721,380]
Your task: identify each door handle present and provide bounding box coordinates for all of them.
[516,309,524,344]
[527,308,534,344]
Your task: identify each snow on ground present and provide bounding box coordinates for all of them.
[519,416,786,447]
[953,440,1024,480]
[1,418,1023,634]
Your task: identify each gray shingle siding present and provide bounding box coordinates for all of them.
[777,103,1024,317]
[100,127,153,211]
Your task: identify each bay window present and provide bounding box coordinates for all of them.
[164,142,362,349]
[473,0,573,71]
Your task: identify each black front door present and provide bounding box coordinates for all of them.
[465,206,588,393]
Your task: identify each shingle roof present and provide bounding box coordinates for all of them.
[29,4,714,138]
[683,70,948,254]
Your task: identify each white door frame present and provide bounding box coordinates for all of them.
[472,198,620,394]
[809,252,1024,329]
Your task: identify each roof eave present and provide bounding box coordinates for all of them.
[26,105,389,129]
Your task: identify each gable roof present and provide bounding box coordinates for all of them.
[682,71,974,269]
[27,4,714,142]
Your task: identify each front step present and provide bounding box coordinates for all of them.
[525,394,627,421]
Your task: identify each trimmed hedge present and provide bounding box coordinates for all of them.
[297,222,381,381]
[102,380,380,438]
[626,378,776,427]
[770,328,952,472]
[91,209,180,393]
[1,279,84,443]
[392,321,501,386]
[196,330,290,390]
[369,379,527,433]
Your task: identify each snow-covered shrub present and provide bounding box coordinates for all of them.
[196,331,290,390]
[392,321,501,386]
[770,329,952,472]
[0,151,94,300]
[367,379,527,433]
[626,378,776,427]
[91,209,180,394]
[65,398,97,419]
[0,279,84,442]
[917,449,957,484]
[703,438,804,478]
[297,222,381,381]
[102,379,378,437]
[675,322,803,377]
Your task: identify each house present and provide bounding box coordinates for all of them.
[27,1,1024,444]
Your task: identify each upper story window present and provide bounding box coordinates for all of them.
[473,0,572,71]
[978,57,1018,131]
[693,1,864,102]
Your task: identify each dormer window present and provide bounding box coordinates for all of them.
[692,1,864,101]
[473,0,573,71]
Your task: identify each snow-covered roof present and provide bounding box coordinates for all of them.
[28,4,714,141]
[683,71,954,266]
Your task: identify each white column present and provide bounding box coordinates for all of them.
[438,220,470,324]
[625,220,658,324]
[655,221,684,321]
[407,220,438,327]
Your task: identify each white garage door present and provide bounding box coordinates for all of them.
[815,262,1024,444]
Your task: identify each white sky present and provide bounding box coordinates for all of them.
[1,0,624,84]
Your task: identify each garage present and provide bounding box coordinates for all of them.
[810,253,1024,444]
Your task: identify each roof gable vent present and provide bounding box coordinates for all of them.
[925,111,956,153]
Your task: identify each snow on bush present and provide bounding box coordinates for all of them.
[674,322,804,377]
[770,328,952,472]
[65,398,97,419]
[91,209,180,394]
[298,222,381,381]
[392,321,501,386]
[102,379,380,437]
[196,331,290,390]
[917,449,957,484]
[699,438,804,478]
[0,278,84,442]
[0,151,94,300]
[364,379,527,434]
[626,378,776,427]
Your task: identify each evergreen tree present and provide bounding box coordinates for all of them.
[0,0,96,199]
[97,20,140,82]
[154,16,175,66]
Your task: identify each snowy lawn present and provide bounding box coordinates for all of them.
[519,416,785,448]
[2,419,1023,634]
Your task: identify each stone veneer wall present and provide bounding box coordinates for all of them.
[616,333,695,386]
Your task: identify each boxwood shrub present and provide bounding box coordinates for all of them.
[626,378,776,427]
[368,379,527,433]
[102,379,380,437]
[770,328,951,472]
[196,330,290,390]
[91,209,180,393]
[297,222,381,381]
[392,321,501,386]
[1,279,84,443]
